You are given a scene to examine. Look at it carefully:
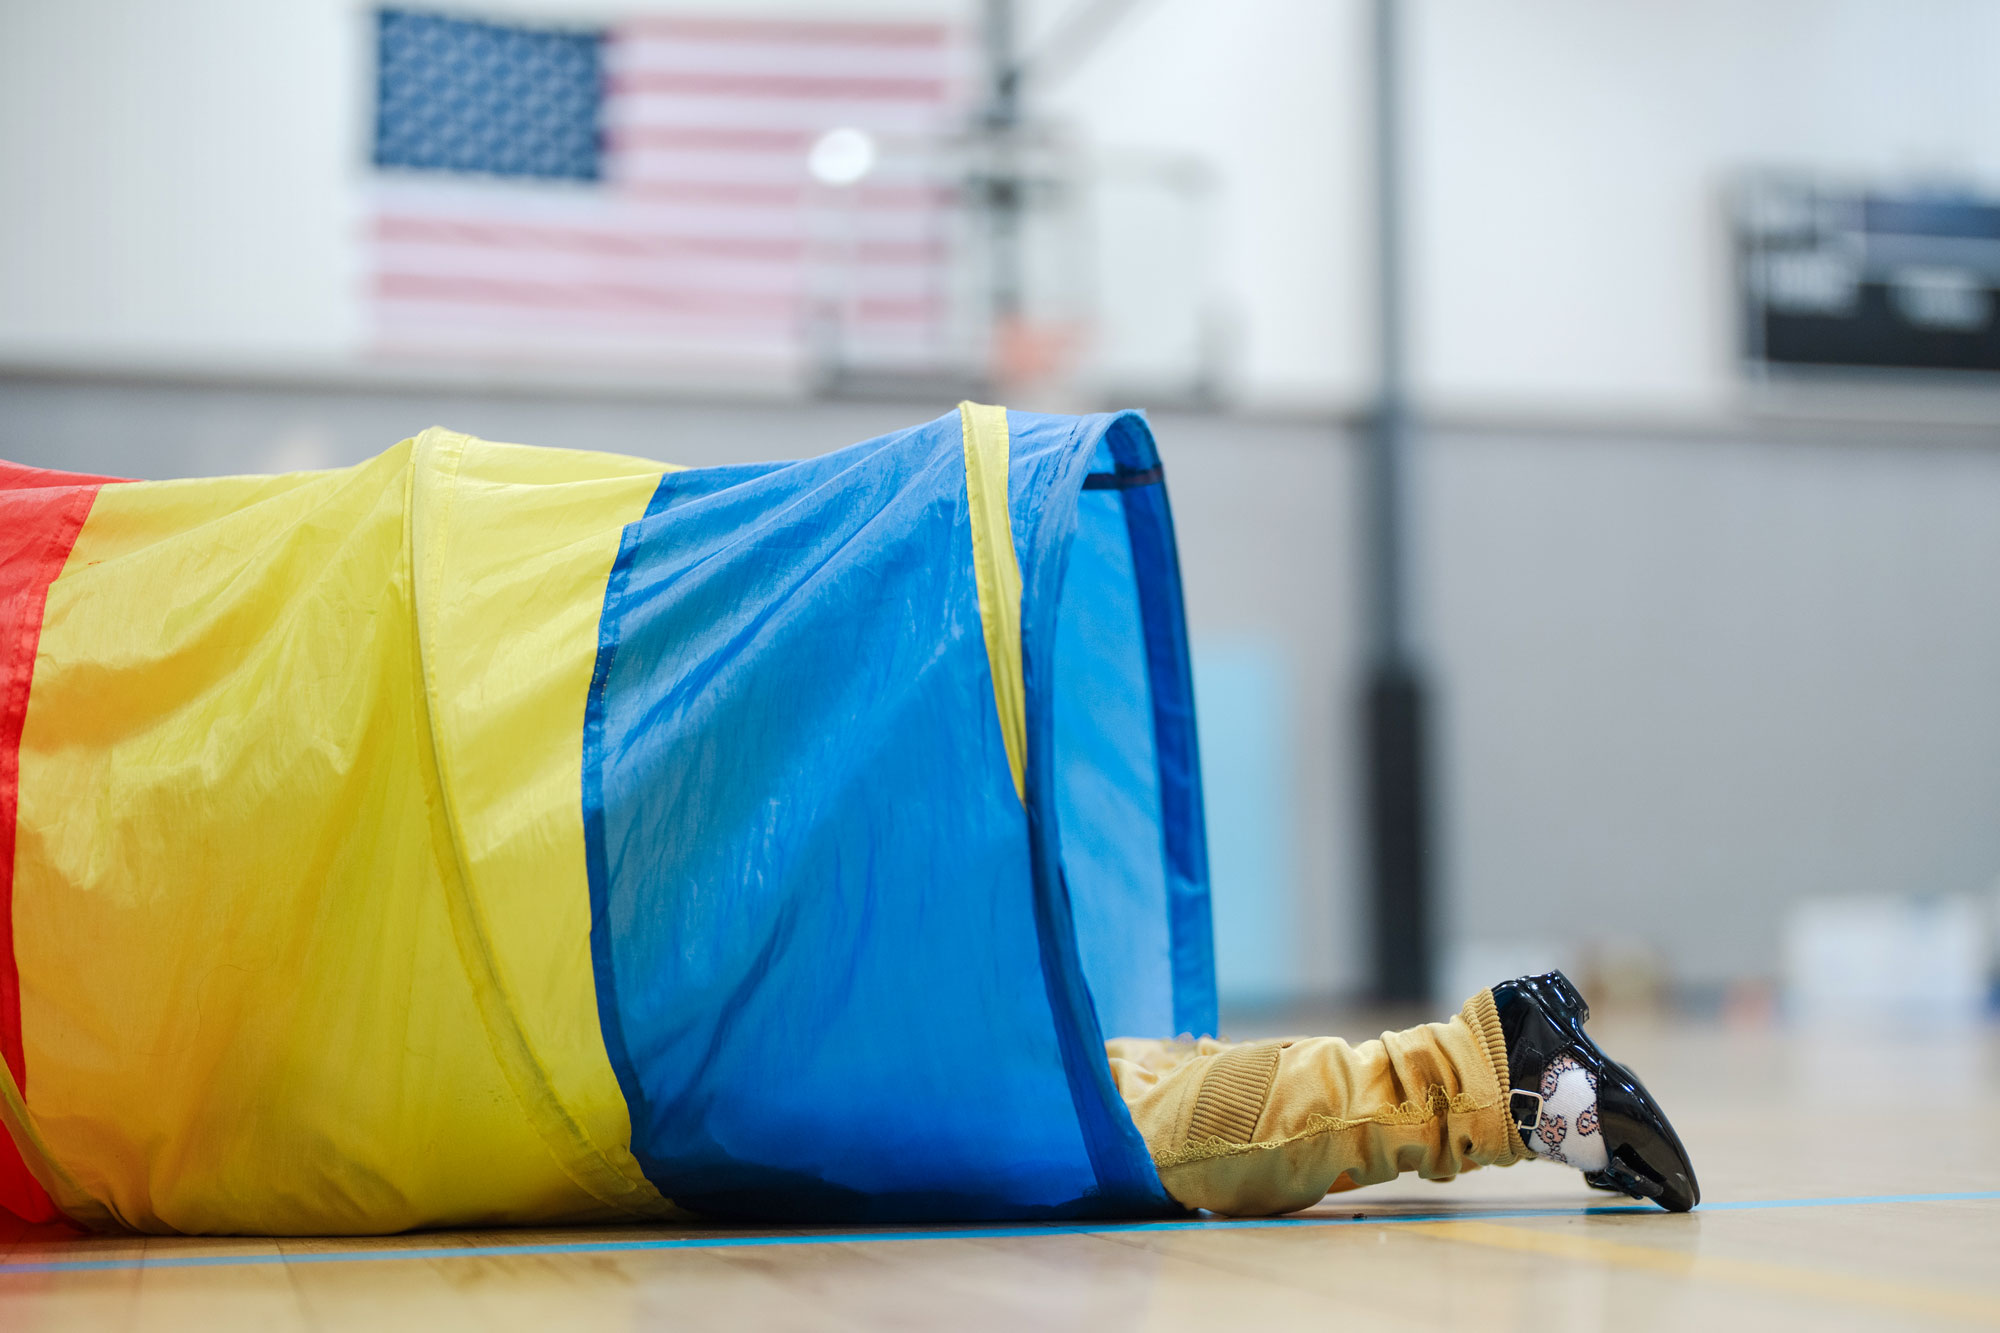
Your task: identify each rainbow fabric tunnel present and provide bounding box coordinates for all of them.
[0,406,1214,1235]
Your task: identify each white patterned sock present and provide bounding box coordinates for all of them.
[1521,1053,1608,1171]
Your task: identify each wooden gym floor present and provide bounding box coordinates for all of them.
[2,1017,1995,1331]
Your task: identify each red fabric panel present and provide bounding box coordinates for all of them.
[0,461,124,491]
[0,459,124,1223]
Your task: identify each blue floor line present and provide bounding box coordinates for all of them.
[2,1190,1994,1276]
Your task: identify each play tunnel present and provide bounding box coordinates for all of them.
[0,405,1214,1234]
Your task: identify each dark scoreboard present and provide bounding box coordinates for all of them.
[1738,178,2000,376]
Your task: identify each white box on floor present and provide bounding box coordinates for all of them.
[1782,895,1988,1030]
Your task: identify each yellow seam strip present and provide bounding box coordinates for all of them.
[1402,1220,2000,1326]
[958,401,1026,803]
[405,431,669,1218]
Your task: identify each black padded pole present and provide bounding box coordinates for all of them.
[1362,0,1433,1003]
[1365,660,1432,1002]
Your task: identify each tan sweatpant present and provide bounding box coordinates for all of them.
[1108,990,1529,1216]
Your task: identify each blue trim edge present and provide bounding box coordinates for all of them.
[1102,413,1216,1038]
[580,471,678,1161]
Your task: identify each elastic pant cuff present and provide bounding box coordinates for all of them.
[1462,988,1528,1167]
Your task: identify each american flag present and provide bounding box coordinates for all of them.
[369,10,972,377]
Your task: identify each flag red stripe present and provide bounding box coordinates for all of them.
[376,216,798,261]
[604,126,817,153]
[373,215,944,263]
[606,71,947,101]
[620,17,949,47]
[377,273,798,317]
[375,272,940,322]
[615,181,951,209]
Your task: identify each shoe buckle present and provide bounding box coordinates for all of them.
[1509,1089,1544,1132]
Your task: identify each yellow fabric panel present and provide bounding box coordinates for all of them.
[957,401,1026,802]
[11,431,669,1234]
[0,1022,107,1228]
[407,433,670,1216]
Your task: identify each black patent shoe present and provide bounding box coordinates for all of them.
[1491,970,1700,1213]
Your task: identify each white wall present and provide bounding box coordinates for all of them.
[1427,422,2000,989]
[0,1,365,371]
[1031,0,1374,410]
[1409,0,2000,418]
[0,0,966,380]
[9,0,2000,413]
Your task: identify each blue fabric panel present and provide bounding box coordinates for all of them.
[1102,417,1216,1038]
[1055,485,1175,1040]
[583,418,1096,1219]
[583,409,1209,1221]
[1001,411,1169,1209]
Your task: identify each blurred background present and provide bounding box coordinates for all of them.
[5,0,2000,1031]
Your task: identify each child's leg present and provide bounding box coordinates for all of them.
[1108,990,1526,1216]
